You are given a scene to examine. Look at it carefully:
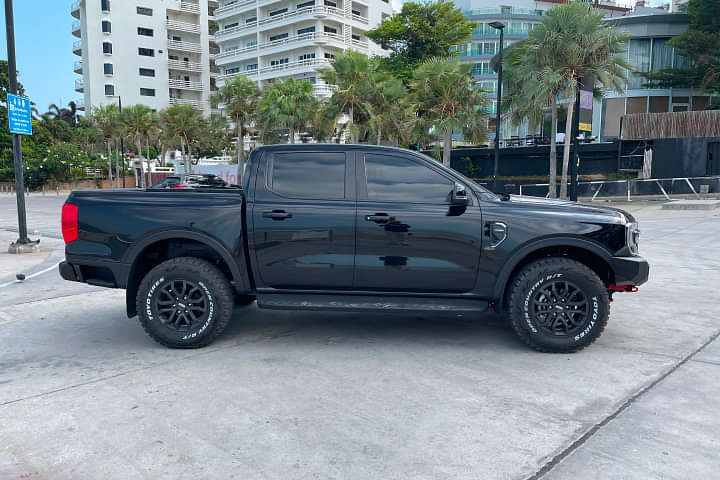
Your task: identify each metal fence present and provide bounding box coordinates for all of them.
[517,176,720,201]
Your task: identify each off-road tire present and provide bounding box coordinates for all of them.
[508,257,609,353]
[136,257,234,348]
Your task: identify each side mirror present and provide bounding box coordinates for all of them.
[452,183,469,206]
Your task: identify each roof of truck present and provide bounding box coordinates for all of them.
[254,144,424,155]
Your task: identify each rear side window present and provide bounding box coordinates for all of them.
[364,153,453,203]
[269,152,345,199]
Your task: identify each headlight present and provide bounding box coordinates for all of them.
[626,222,640,256]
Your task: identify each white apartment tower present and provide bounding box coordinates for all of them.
[72,0,219,114]
[213,0,393,95]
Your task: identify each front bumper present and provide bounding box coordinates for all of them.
[608,255,649,286]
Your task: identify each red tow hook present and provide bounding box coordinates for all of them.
[607,283,639,301]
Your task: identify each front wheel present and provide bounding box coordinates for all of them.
[507,257,609,353]
[136,257,234,348]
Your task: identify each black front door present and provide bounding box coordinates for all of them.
[251,150,356,289]
[353,152,483,293]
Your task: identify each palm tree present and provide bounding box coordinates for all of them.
[211,75,260,180]
[308,97,339,143]
[259,78,315,144]
[162,104,203,175]
[320,50,375,144]
[412,57,489,167]
[365,72,406,145]
[90,104,121,187]
[120,104,153,188]
[48,101,80,127]
[510,3,629,198]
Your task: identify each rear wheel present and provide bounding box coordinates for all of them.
[507,257,609,353]
[136,257,234,348]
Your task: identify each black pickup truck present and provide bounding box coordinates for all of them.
[60,144,648,352]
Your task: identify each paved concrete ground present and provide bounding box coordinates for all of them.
[0,194,719,479]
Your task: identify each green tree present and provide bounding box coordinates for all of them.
[320,50,375,143]
[162,104,203,175]
[504,3,628,198]
[308,97,339,143]
[211,75,261,180]
[90,104,121,187]
[120,104,153,187]
[259,78,316,144]
[364,73,406,145]
[411,58,489,167]
[365,1,473,82]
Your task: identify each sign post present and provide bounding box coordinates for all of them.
[5,0,38,253]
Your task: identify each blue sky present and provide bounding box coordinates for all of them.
[0,2,77,114]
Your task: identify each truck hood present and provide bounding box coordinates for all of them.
[501,195,635,224]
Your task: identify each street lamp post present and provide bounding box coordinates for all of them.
[489,21,505,193]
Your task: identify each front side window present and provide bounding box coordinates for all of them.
[270,152,345,199]
[363,154,453,203]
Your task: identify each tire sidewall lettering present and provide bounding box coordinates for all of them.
[523,273,563,334]
[145,276,216,342]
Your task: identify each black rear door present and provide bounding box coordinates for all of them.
[353,151,483,293]
[250,149,356,290]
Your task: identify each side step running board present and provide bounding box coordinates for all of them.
[257,294,489,313]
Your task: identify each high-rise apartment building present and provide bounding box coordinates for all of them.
[213,0,393,96]
[72,0,219,115]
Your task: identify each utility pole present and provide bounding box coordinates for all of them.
[489,21,505,193]
[5,0,37,253]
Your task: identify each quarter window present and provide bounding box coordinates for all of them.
[270,152,345,199]
[364,154,453,203]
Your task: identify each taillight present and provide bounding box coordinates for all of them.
[171,184,186,189]
[61,203,78,244]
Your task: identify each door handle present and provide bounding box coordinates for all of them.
[263,210,292,220]
[366,213,392,223]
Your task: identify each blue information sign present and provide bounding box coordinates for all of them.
[7,93,32,135]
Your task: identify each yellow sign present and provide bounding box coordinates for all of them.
[579,122,592,132]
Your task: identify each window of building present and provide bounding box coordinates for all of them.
[138,47,155,57]
[324,26,337,34]
[351,34,360,41]
[103,63,113,75]
[225,67,240,75]
[269,7,288,16]
[172,35,182,41]
[364,154,453,203]
[225,22,239,29]
[352,9,361,15]
[297,0,314,8]
[137,6,152,16]
[101,0,110,12]
[628,38,651,89]
[297,26,315,35]
[104,84,114,96]
[139,67,155,77]
[270,152,345,199]
[269,33,289,41]
[324,0,336,6]
[103,41,112,54]
[247,64,258,71]
[102,20,111,33]
[137,27,154,37]
[298,52,315,61]
[324,52,334,59]
[270,58,289,66]
[246,16,257,23]
[140,88,156,97]
[247,40,257,47]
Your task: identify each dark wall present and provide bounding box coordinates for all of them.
[427,138,718,181]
